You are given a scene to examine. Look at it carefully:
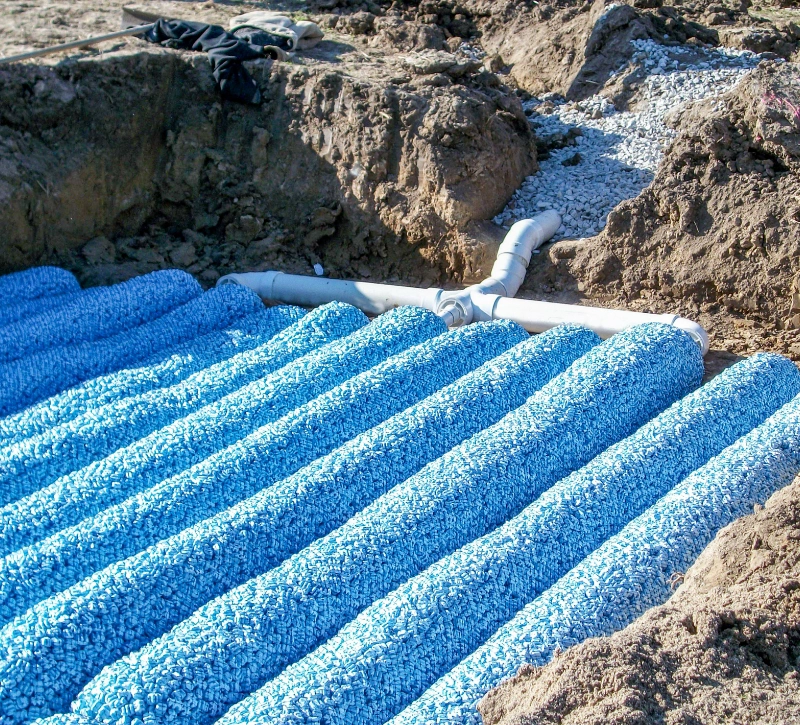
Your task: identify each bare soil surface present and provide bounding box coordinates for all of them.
[1,0,799,368]
[479,472,800,725]
[0,1,536,288]
[526,59,800,363]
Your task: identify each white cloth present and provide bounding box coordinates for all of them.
[229,12,324,51]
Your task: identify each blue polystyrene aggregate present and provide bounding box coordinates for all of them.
[66,323,703,725]
[0,269,200,367]
[0,326,592,675]
[0,319,522,721]
[0,266,79,304]
[229,353,800,725]
[0,306,306,446]
[0,302,369,508]
[0,290,84,328]
[387,391,800,725]
[0,306,436,568]
[0,284,264,417]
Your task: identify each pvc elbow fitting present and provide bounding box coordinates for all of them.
[488,212,562,298]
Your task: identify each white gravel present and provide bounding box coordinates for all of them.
[496,40,766,240]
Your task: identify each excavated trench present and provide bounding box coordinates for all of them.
[0,41,536,289]
[2,3,800,725]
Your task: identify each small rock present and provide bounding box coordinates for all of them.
[226,215,263,244]
[403,51,457,76]
[169,242,198,267]
[310,206,341,228]
[304,226,336,245]
[339,11,375,36]
[484,55,505,73]
[193,213,220,231]
[126,247,165,266]
[82,236,116,265]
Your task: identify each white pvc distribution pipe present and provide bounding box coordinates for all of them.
[218,212,709,355]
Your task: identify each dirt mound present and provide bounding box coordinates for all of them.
[529,61,800,358]
[478,471,800,725]
[315,1,799,100]
[0,6,534,288]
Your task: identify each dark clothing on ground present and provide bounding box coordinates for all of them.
[144,20,264,104]
[231,27,293,51]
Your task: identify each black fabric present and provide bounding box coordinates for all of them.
[232,27,293,51]
[144,20,264,104]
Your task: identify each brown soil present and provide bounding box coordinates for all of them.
[1,1,798,366]
[525,60,800,363]
[479,472,800,725]
[475,0,800,101]
[0,1,536,288]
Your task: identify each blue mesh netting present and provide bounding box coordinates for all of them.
[389,391,800,725]
[226,353,798,725]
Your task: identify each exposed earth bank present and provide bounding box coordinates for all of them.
[479,472,800,725]
[0,0,537,288]
[527,59,800,361]
[1,1,799,363]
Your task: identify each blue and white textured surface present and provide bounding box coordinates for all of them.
[0,284,266,419]
[0,301,369,506]
[0,267,798,725]
[0,304,306,445]
[228,354,798,725]
[388,391,800,725]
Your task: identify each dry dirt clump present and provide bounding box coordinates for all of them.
[318,0,800,101]
[479,473,800,725]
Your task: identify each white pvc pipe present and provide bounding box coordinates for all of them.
[491,296,709,352]
[0,24,155,65]
[477,211,561,298]
[217,212,709,355]
[218,271,444,317]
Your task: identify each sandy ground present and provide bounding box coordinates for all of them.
[481,471,800,725]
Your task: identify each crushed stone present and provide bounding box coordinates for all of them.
[497,40,766,240]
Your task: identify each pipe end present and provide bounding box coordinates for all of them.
[672,317,710,356]
[216,271,281,300]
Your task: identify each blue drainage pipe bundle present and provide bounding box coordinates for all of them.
[0,284,264,416]
[387,391,800,725]
[0,304,306,446]
[0,269,200,368]
[59,323,703,725]
[226,353,799,725]
[0,327,592,691]
[0,266,79,306]
[0,302,368,507]
[0,318,523,721]
[2,267,796,725]
[0,290,84,328]
[0,307,438,575]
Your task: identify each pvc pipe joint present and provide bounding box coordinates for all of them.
[217,211,709,355]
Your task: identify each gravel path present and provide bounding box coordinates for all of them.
[497,40,766,240]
